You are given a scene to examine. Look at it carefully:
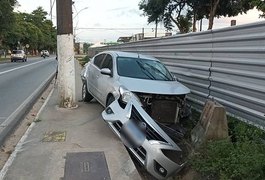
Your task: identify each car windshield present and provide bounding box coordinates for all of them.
[12,50,22,54]
[117,57,174,81]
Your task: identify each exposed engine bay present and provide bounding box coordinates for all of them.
[135,92,190,125]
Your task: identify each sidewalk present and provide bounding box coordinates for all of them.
[1,85,141,180]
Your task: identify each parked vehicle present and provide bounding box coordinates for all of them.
[41,50,49,58]
[81,51,191,179]
[11,50,27,62]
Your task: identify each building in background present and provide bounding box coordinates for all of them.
[117,32,173,43]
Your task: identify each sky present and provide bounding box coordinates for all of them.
[16,0,264,43]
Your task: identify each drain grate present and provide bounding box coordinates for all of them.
[63,152,111,180]
[42,131,66,142]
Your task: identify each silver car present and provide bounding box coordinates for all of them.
[81,51,190,179]
[11,50,27,62]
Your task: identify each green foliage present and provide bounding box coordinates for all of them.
[139,0,192,33]
[79,56,90,66]
[1,6,56,52]
[139,0,257,32]
[190,117,265,180]
[0,0,17,44]
[83,43,93,54]
[228,117,265,142]
[252,0,265,17]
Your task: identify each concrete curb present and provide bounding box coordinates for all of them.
[0,72,55,146]
[0,87,55,180]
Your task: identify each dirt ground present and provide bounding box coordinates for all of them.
[0,80,55,170]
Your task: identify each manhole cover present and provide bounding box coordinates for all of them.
[42,131,66,142]
[64,152,111,180]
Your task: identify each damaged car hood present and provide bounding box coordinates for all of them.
[118,77,190,95]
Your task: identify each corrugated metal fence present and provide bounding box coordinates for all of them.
[91,21,265,129]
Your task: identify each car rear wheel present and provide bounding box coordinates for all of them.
[82,83,93,102]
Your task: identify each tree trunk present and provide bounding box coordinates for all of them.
[170,15,182,33]
[193,11,197,32]
[155,19,158,38]
[208,0,220,30]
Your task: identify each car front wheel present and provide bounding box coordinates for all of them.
[82,83,93,102]
[106,95,115,107]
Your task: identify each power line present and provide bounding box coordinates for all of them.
[75,27,166,30]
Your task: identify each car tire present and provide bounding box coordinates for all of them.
[106,95,115,107]
[82,83,93,102]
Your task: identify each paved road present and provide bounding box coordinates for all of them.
[0,56,57,125]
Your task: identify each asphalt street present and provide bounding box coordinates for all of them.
[0,56,57,125]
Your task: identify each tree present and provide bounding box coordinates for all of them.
[139,0,192,33]
[193,0,254,30]
[3,7,56,53]
[83,43,93,54]
[0,0,17,47]
[139,0,256,32]
[252,0,265,17]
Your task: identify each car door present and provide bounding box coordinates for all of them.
[96,54,115,105]
[87,53,106,100]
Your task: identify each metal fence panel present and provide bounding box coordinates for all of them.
[91,21,265,129]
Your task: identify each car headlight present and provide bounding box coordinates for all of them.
[119,86,134,103]
[119,86,142,105]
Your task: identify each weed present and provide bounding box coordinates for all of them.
[189,115,265,180]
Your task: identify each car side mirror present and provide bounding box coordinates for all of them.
[101,68,112,76]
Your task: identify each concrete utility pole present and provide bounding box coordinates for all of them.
[56,0,76,108]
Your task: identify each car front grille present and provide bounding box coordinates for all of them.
[112,121,147,161]
[130,106,167,143]
[113,121,123,132]
[111,105,168,163]
[133,146,146,161]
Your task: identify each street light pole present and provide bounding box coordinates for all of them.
[56,0,77,108]
[73,7,88,20]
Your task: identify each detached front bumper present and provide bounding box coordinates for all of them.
[102,97,185,179]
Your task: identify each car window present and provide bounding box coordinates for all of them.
[101,54,113,70]
[117,57,173,81]
[93,54,105,69]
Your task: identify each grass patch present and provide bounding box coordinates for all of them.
[33,119,42,123]
[0,57,9,61]
[189,114,265,180]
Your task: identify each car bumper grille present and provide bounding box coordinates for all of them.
[130,106,167,143]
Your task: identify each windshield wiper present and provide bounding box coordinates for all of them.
[136,60,156,80]
[143,63,172,81]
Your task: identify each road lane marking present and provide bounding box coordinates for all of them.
[0,87,54,180]
[0,60,46,76]
[0,72,55,127]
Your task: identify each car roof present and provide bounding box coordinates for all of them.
[102,51,159,62]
